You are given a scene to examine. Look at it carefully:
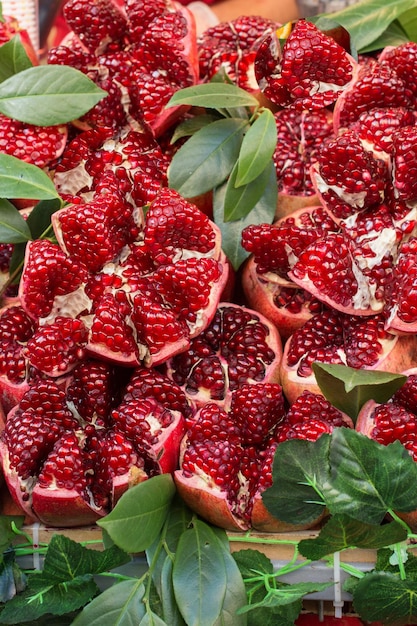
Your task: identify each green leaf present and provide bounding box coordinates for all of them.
[97,474,176,554]
[172,520,228,626]
[314,0,417,53]
[312,362,407,421]
[399,6,417,41]
[358,19,410,54]
[0,36,33,83]
[170,113,220,144]
[0,198,32,243]
[0,550,26,603]
[236,109,277,187]
[213,164,277,271]
[41,534,130,580]
[0,65,107,126]
[262,435,330,526]
[146,496,194,604]
[298,514,407,561]
[326,428,417,524]
[0,516,24,554]
[223,160,274,222]
[212,532,247,626]
[233,549,274,579]
[26,197,63,238]
[168,118,248,197]
[159,556,186,626]
[139,611,169,625]
[238,581,332,613]
[0,154,61,199]
[352,571,417,624]
[71,580,147,626]
[0,574,98,623]
[166,83,259,110]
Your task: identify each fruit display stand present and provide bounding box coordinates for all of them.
[10,517,394,623]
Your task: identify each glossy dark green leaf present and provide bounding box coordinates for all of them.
[146,496,194,603]
[168,118,248,197]
[312,362,407,421]
[71,580,147,626]
[26,197,63,238]
[170,113,220,143]
[166,83,259,110]
[0,35,33,83]
[159,556,186,626]
[262,435,330,526]
[0,198,32,243]
[236,109,277,187]
[223,160,274,222]
[0,65,106,125]
[212,532,247,626]
[0,154,60,199]
[173,520,228,626]
[97,474,176,554]
[213,164,277,270]
[314,0,417,53]
[352,571,417,624]
[298,514,407,561]
[327,428,417,524]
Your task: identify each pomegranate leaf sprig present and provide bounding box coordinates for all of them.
[314,0,417,54]
[166,80,278,270]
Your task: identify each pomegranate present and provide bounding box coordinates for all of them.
[0,303,37,413]
[175,384,352,531]
[280,309,417,404]
[0,360,187,526]
[164,302,282,413]
[48,0,199,137]
[197,15,278,92]
[241,205,335,338]
[52,127,170,208]
[241,200,415,322]
[254,19,357,111]
[356,368,417,529]
[333,58,415,133]
[17,187,228,369]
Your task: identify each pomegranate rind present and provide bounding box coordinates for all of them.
[251,493,327,532]
[280,329,417,405]
[174,470,249,531]
[241,258,317,340]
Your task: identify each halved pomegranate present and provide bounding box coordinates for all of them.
[164,302,282,414]
[197,15,278,92]
[0,361,187,526]
[18,188,228,369]
[254,19,357,111]
[175,384,352,531]
[280,309,417,404]
[48,0,199,137]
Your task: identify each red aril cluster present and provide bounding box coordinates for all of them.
[48,0,199,137]
[0,361,187,526]
[175,384,352,531]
